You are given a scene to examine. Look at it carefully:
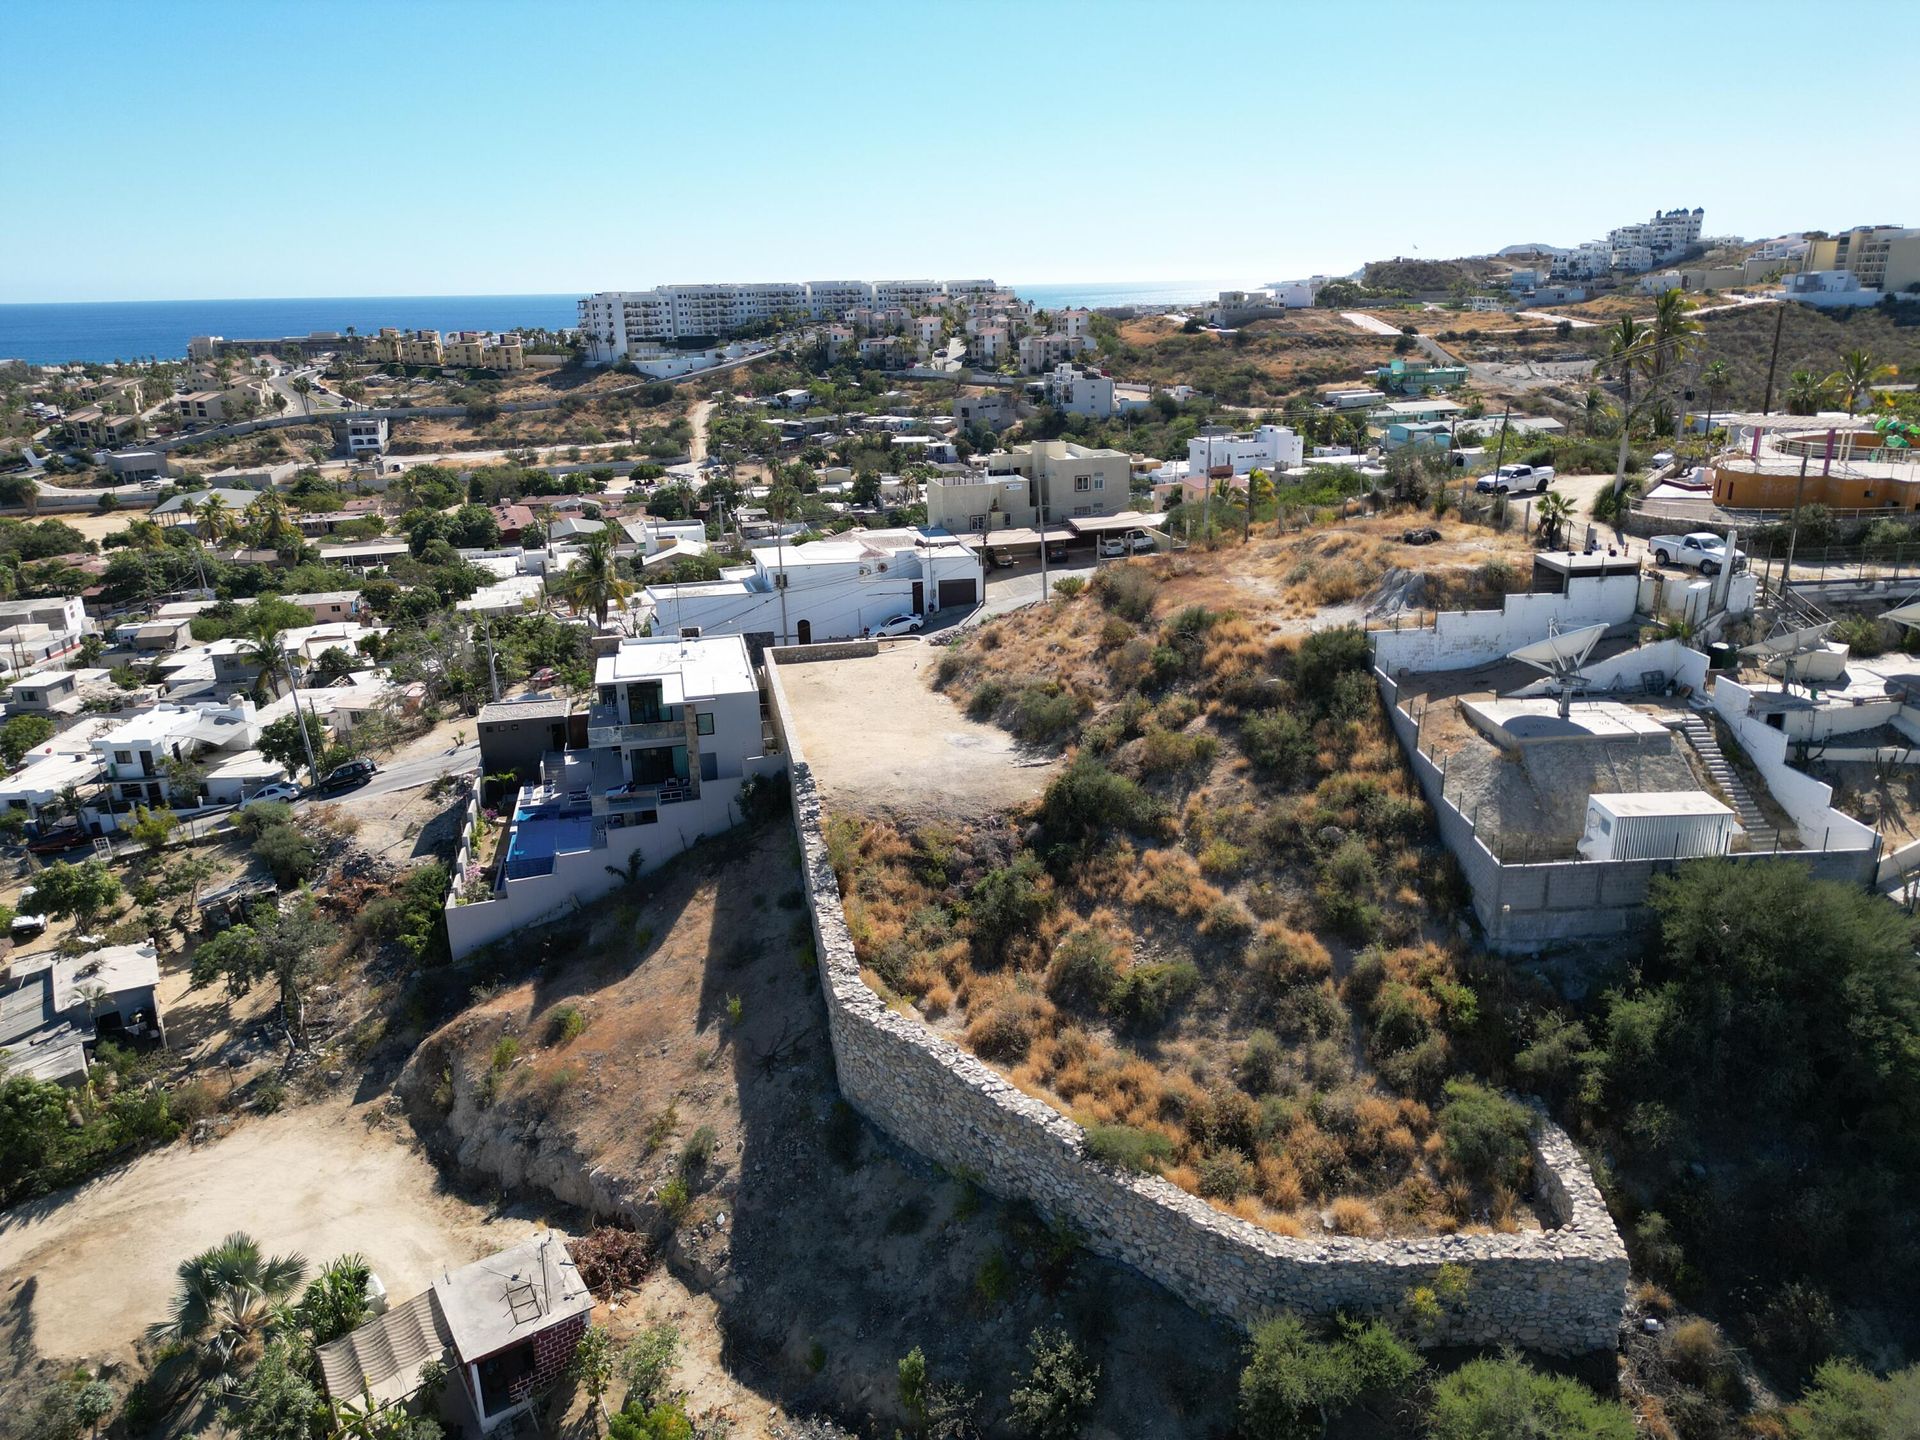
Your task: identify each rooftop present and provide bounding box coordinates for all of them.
[430,1234,593,1364]
[595,633,755,699]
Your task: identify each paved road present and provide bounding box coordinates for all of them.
[1518,310,1597,329]
[1341,311,1403,337]
[330,742,479,806]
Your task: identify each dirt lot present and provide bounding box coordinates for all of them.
[777,644,1058,823]
[0,1098,539,1365]
[405,822,1242,1439]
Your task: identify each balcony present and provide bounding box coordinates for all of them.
[590,776,697,816]
[587,714,684,748]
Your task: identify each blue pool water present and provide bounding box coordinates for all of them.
[504,807,593,879]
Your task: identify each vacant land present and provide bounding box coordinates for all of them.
[1105,313,1402,401]
[778,644,1060,822]
[403,822,1241,1438]
[0,1097,534,1364]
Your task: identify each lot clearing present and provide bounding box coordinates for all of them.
[0,1097,538,1366]
[776,643,1059,823]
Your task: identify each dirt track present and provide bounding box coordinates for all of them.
[0,1098,539,1363]
[778,644,1057,822]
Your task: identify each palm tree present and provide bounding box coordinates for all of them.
[1535,490,1574,549]
[247,493,298,556]
[147,1232,307,1397]
[562,527,632,627]
[244,623,288,701]
[123,517,166,551]
[1601,316,1653,504]
[1699,359,1732,440]
[195,494,232,549]
[1785,369,1830,416]
[1829,348,1892,416]
[290,376,313,416]
[1646,288,1702,382]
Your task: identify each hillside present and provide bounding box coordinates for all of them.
[1361,257,1508,293]
[1099,313,1400,403]
[1689,302,1919,411]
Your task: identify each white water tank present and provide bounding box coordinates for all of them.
[1577,791,1736,862]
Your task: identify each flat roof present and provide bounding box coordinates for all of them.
[431,1234,593,1365]
[595,633,755,699]
[479,698,569,723]
[1066,511,1168,534]
[1589,790,1731,818]
[1461,697,1672,747]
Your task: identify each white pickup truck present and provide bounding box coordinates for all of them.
[1474,463,1555,495]
[1650,531,1746,575]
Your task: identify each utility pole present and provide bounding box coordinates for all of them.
[483,620,500,701]
[1760,302,1786,416]
[282,649,321,788]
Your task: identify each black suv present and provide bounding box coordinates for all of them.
[318,758,378,792]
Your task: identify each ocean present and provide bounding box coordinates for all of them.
[0,281,1255,366]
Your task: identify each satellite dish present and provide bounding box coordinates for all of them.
[1881,601,1920,630]
[1739,621,1837,694]
[1508,621,1606,719]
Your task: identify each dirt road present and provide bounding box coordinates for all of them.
[0,1099,539,1364]
[777,644,1057,822]
[688,399,715,463]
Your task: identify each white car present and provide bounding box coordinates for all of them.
[1124,529,1157,553]
[250,780,304,804]
[1098,536,1128,557]
[1650,531,1746,575]
[871,613,924,637]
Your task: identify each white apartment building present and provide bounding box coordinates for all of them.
[444,634,778,958]
[0,596,89,677]
[926,440,1130,534]
[1608,207,1704,262]
[577,278,1001,363]
[1188,424,1305,480]
[972,325,1009,363]
[340,415,389,456]
[1046,364,1152,420]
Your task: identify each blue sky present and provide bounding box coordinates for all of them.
[3,0,1911,302]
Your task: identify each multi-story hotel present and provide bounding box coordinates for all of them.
[576,278,1001,363]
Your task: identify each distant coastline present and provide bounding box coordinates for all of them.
[0,280,1255,366]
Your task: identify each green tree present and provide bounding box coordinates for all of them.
[1427,1352,1632,1440]
[1237,1315,1420,1440]
[621,1323,682,1411]
[1699,358,1732,436]
[0,1072,74,1205]
[569,1324,619,1431]
[296,1254,372,1346]
[72,1380,114,1440]
[147,1232,309,1398]
[1786,1359,1920,1439]
[34,859,121,929]
[1785,369,1831,416]
[232,1338,323,1440]
[1007,1328,1098,1440]
[1535,490,1574,549]
[561,527,633,627]
[1600,316,1652,505]
[898,1345,929,1433]
[127,804,177,855]
[1830,348,1893,417]
[0,712,55,766]
[259,711,326,782]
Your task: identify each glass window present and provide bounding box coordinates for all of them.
[696,712,715,736]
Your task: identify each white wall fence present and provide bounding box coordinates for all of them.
[1371,575,1641,674]
[1709,678,1881,855]
[1379,667,1878,952]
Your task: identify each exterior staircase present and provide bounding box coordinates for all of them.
[1678,715,1778,851]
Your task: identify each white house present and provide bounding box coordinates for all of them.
[0,596,89,676]
[444,634,781,957]
[645,531,979,645]
[85,698,259,826]
[1187,424,1304,480]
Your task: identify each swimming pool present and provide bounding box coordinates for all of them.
[503,806,595,879]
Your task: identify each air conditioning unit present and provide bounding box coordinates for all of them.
[678,626,702,639]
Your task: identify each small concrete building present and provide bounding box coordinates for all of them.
[477,698,572,781]
[0,943,165,1085]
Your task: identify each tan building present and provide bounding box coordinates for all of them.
[1802,226,1920,295]
[64,407,142,448]
[926,439,1130,533]
[367,328,445,366]
[441,331,526,370]
[172,383,271,428]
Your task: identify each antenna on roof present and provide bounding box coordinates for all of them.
[1507,620,1606,720]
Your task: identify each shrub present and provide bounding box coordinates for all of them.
[1110,961,1199,1026]
[1037,755,1166,858]
[1011,684,1082,746]
[1437,1080,1535,1190]
[967,678,1009,719]
[1138,727,1217,778]
[1329,1197,1379,1235]
[679,1125,717,1174]
[1238,1315,1421,1440]
[1052,576,1086,598]
[1084,1124,1173,1174]
[1046,927,1121,1008]
[656,1175,690,1226]
[1242,710,1314,784]
[967,854,1053,963]
[1092,564,1158,622]
[1665,1318,1747,1407]
[620,1321,683,1410]
[973,1248,1013,1307]
[1198,1150,1254,1200]
[1291,625,1372,696]
[252,823,317,887]
[548,1005,588,1043]
[233,799,294,838]
[1248,925,1332,989]
[1237,1030,1284,1095]
[966,996,1045,1062]
[1427,1353,1632,1440]
[490,1035,520,1071]
[1008,1328,1099,1440]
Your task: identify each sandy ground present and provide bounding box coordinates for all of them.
[0,1098,540,1365]
[777,644,1057,822]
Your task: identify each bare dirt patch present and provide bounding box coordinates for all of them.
[0,1097,537,1366]
[779,645,1058,823]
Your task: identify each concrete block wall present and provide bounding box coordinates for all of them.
[1372,575,1640,675]
[770,654,1628,1354]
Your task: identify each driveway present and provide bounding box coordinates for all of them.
[0,1099,537,1363]
[977,559,1097,621]
[1517,310,1597,329]
[1340,311,1403,337]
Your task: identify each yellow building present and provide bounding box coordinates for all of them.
[1802,226,1920,295]
[367,328,444,366]
[442,331,526,371]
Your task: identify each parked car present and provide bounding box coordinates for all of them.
[1097,536,1128,558]
[1125,529,1156,553]
[1475,463,1556,495]
[1650,531,1746,575]
[317,758,378,792]
[27,825,85,855]
[250,780,303,804]
[1651,451,1676,469]
[990,550,1015,569]
[1045,543,1068,563]
[871,613,924,637]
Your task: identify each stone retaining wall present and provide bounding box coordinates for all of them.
[765,653,1629,1354]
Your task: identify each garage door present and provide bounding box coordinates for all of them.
[937,578,977,609]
